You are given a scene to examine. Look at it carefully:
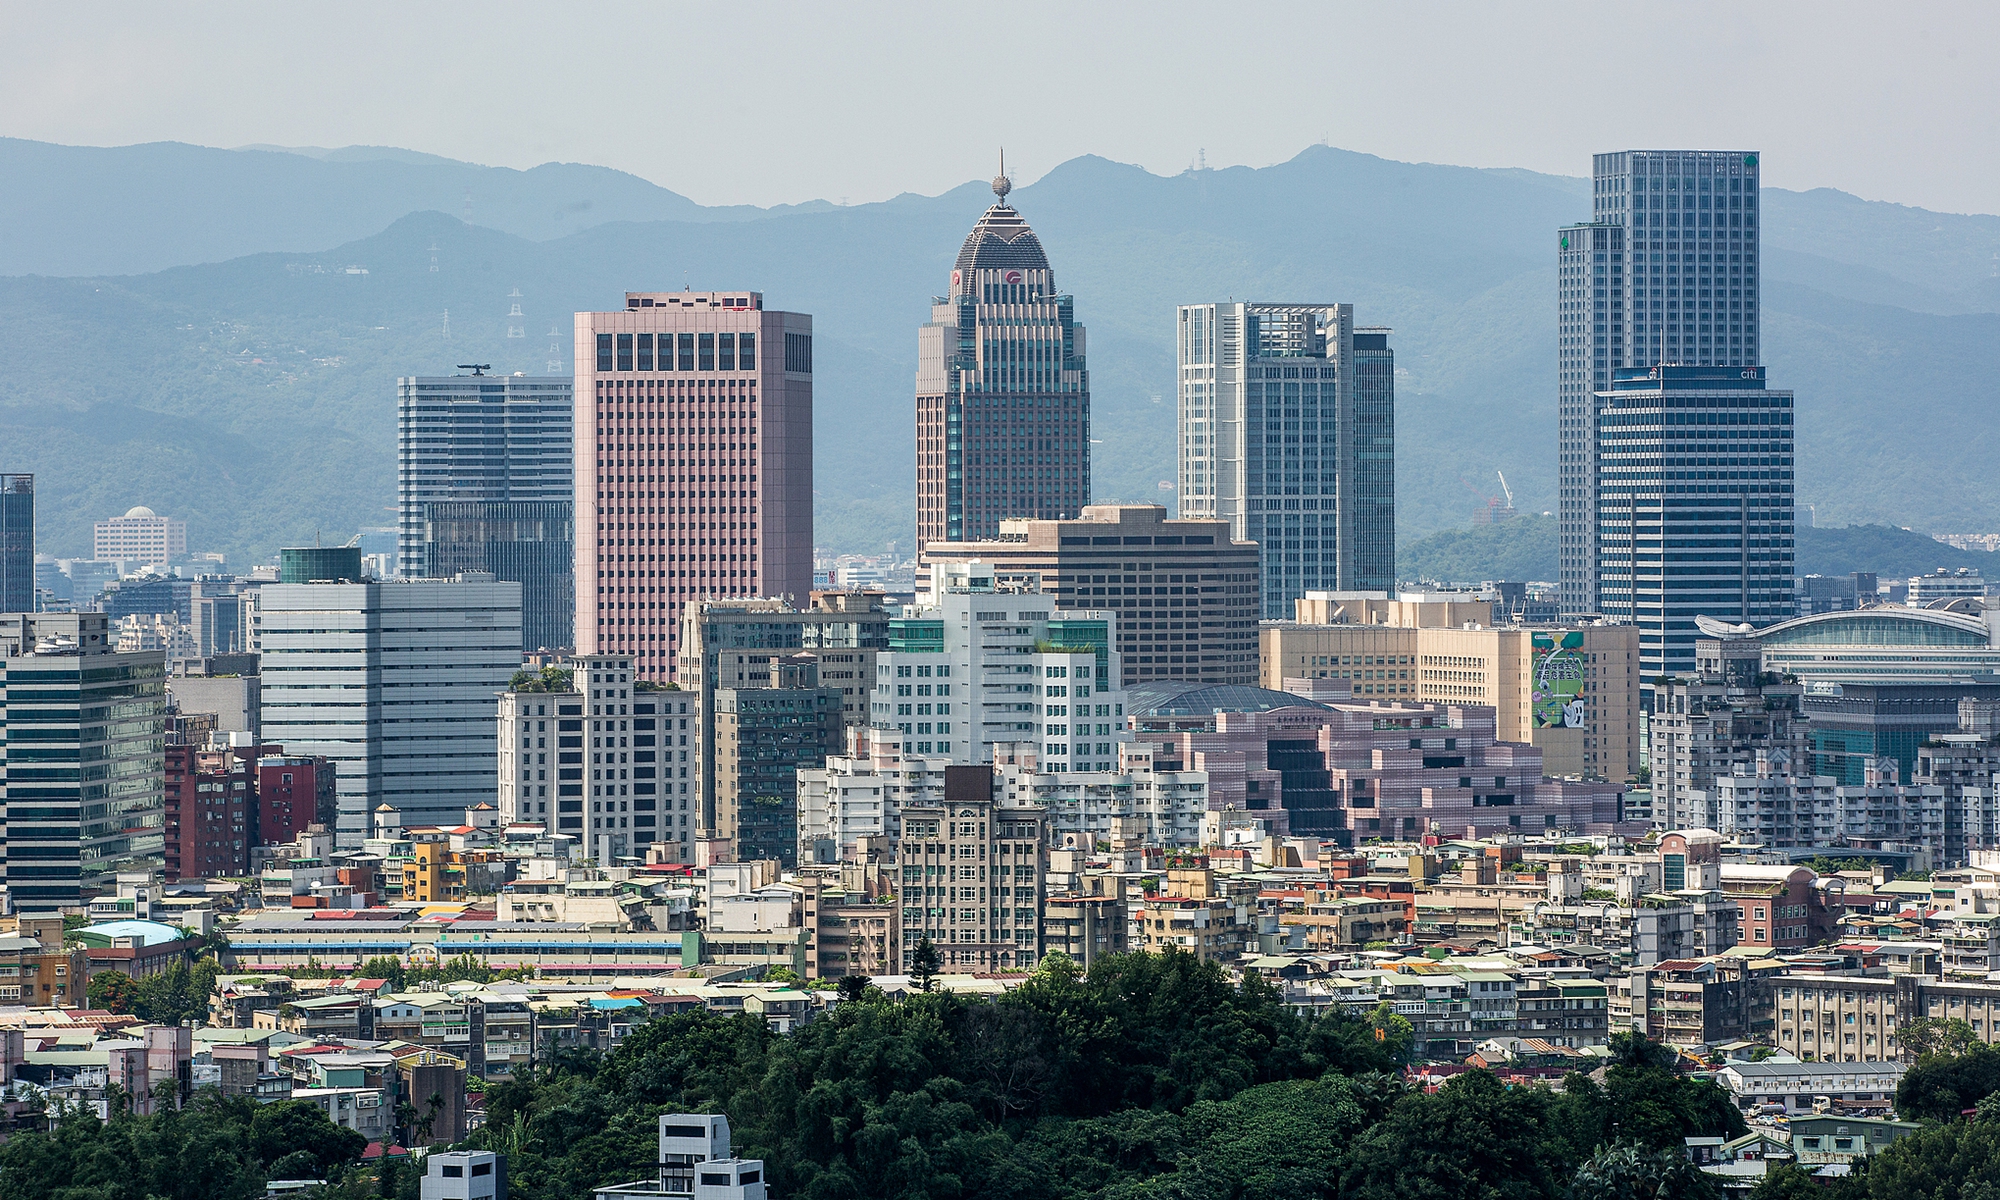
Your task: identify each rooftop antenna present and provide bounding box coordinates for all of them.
[458,363,491,375]
[992,148,1011,202]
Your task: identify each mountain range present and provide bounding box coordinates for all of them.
[1,137,1995,567]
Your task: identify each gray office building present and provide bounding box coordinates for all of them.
[1559,150,1763,617]
[0,476,31,614]
[256,577,522,842]
[397,372,573,651]
[1176,302,1393,620]
[0,613,167,910]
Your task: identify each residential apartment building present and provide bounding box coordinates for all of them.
[915,167,1088,550]
[919,504,1260,688]
[498,682,585,832]
[164,741,257,880]
[1559,149,1764,617]
[573,290,815,677]
[396,370,574,651]
[0,613,167,909]
[896,767,1046,973]
[254,568,522,842]
[796,728,947,864]
[1176,302,1394,617]
[1650,669,1807,831]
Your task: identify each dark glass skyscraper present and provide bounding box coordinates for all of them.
[0,475,31,613]
[424,500,574,653]
[916,167,1090,552]
[397,371,573,650]
[1176,303,1395,620]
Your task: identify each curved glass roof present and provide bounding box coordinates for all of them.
[1759,611,1993,648]
[1127,682,1333,717]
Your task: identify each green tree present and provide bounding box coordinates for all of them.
[1342,1069,1565,1200]
[835,974,874,1004]
[909,937,942,992]
[1567,1139,1721,1200]
[1369,1001,1415,1064]
[1898,1041,2000,1121]
[1901,1017,1980,1061]
[1747,1160,1824,1200]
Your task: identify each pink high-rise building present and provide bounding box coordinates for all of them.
[574,292,814,678]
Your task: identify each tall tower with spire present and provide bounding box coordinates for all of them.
[914,154,1090,555]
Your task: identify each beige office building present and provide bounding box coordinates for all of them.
[1261,595,1640,782]
[920,503,1261,688]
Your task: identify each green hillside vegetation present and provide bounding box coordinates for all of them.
[1,142,1996,562]
[1398,514,1558,585]
[1396,518,1998,590]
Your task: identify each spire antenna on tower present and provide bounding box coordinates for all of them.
[992,148,1011,202]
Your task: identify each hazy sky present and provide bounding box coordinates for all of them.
[4,1,1995,214]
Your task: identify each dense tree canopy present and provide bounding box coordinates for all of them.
[459,951,1742,1200]
[0,1093,367,1200]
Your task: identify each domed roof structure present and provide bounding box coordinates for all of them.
[953,152,1050,279]
[124,505,157,519]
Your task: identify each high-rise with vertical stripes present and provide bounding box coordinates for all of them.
[1558,150,1795,682]
[915,168,1090,555]
[1176,302,1394,620]
[1558,150,1765,618]
[573,292,815,680]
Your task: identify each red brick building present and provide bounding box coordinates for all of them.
[165,743,336,880]
[165,744,256,880]
[259,755,336,845]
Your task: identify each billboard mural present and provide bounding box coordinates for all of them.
[1532,631,1587,729]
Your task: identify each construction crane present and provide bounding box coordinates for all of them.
[1496,471,1515,511]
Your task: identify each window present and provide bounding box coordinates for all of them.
[698,333,715,371]
[678,333,696,371]
[616,333,633,371]
[637,332,654,371]
[596,334,613,372]
[719,332,736,371]
[740,331,756,369]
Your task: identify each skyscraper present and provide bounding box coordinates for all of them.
[1176,303,1394,620]
[0,613,167,910]
[916,165,1089,552]
[1559,150,1763,616]
[396,371,574,650]
[0,475,30,614]
[1594,365,1795,679]
[574,291,815,679]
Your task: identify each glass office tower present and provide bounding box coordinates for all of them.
[1560,150,1763,617]
[1177,302,1394,620]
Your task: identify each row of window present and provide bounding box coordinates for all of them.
[598,332,754,373]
